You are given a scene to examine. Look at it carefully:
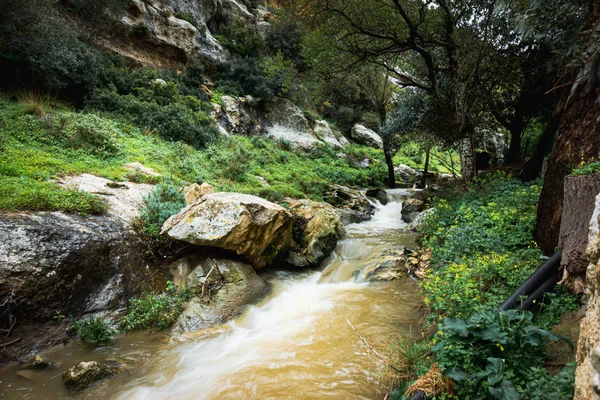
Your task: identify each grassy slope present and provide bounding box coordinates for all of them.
[0,93,390,214]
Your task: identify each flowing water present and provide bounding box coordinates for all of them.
[1,191,421,400]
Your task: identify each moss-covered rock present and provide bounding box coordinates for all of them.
[62,361,118,391]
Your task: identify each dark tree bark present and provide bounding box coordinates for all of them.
[535,56,600,254]
[506,116,524,163]
[384,146,396,188]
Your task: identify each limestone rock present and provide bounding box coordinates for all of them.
[218,96,261,135]
[350,124,383,149]
[184,183,215,205]
[265,98,322,152]
[324,184,375,224]
[62,361,118,391]
[575,192,600,400]
[161,193,293,268]
[402,199,425,223]
[286,200,345,268]
[58,174,154,226]
[174,258,269,332]
[395,164,418,182]
[313,120,344,150]
[365,188,389,205]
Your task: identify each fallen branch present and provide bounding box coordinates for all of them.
[346,318,404,375]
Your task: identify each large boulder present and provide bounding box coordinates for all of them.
[62,361,118,391]
[313,120,345,150]
[161,192,293,268]
[173,257,270,332]
[407,208,436,231]
[350,124,383,149]
[265,98,322,152]
[323,184,375,225]
[0,212,163,363]
[286,200,345,268]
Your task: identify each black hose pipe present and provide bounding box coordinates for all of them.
[518,273,559,310]
[499,252,561,311]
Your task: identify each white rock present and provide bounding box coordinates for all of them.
[350,124,383,149]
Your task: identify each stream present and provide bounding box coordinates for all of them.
[1,190,421,400]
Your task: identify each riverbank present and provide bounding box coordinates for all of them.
[388,174,581,399]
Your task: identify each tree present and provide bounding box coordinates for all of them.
[300,0,501,181]
[520,0,600,254]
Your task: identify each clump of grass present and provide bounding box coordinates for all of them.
[0,176,107,214]
[17,91,48,117]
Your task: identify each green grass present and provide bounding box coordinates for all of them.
[0,93,388,214]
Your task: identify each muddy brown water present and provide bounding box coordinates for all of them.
[1,190,421,400]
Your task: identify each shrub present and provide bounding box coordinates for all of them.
[122,282,190,331]
[215,19,265,57]
[266,19,306,70]
[434,309,571,399]
[62,113,122,159]
[215,58,282,100]
[72,317,118,345]
[139,179,186,236]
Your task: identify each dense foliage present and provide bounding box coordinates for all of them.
[139,179,187,236]
[388,175,580,399]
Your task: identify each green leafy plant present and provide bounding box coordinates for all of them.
[72,317,118,345]
[139,179,186,236]
[434,309,571,399]
[122,281,191,331]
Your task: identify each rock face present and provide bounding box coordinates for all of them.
[184,182,215,205]
[0,212,163,363]
[323,184,375,225]
[162,192,293,268]
[575,193,600,399]
[217,95,262,136]
[174,257,269,332]
[402,198,425,223]
[286,200,345,268]
[313,120,345,150]
[350,124,383,149]
[265,98,322,152]
[62,361,118,391]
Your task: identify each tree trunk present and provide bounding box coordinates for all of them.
[520,108,562,182]
[558,175,600,281]
[459,135,476,182]
[535,50,600,255]
[384,147,396,188]
[420,147,431,188]
[505,118,524,164]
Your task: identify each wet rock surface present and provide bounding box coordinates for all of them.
[62,361,118,391]
[174,257,270,332]
[162,192,293,268]
[323,184,375,225]
[286,200,345,268]
[0,212,165,363]
[401,198,425,223]
[365,188,389,205]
